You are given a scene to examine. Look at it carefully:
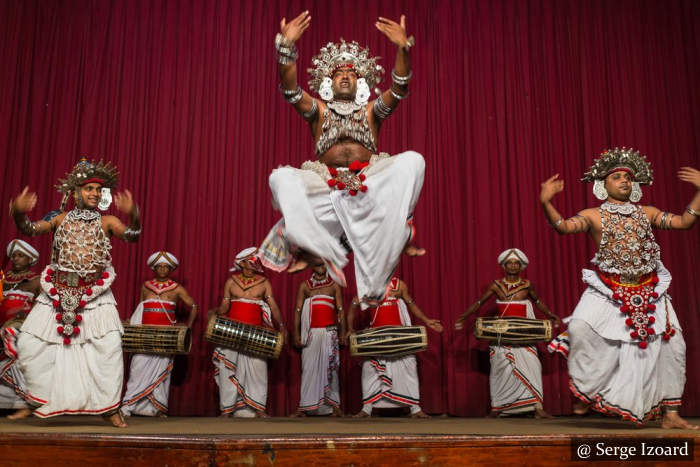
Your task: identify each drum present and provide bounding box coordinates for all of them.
[349,325,427,358]
[1,316,25,332]
[474,317,552,344]
[204,314,283,359]
[122,323,192,355]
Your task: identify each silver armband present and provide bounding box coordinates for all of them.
[390,89,409,100]
[124,227,141,242]
[373,94,394,120]
[275,33,298,64]
[280,86,303,104]
[391,69,413,86]
[302,98,318,120]
[686,205,700,217]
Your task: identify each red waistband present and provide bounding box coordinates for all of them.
[142,300,176,325]
[227,301,263,326]
[497,303,527,318]
[0,295,32,323]
[371,300,402,328]
[310,296,336,328]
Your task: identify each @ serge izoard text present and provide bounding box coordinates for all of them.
[572,438,693,461]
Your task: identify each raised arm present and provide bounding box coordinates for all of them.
[104,189,141,242]
[372,15,413,122]
[277,11,317,122]
[539,174,595,235]
[528,285,560,327]
[10,187,64,236]
[176,286,198,328]
[399,281,442,332]
[293,282,308,348]
[645,167,700,230]
[455,284,495,330]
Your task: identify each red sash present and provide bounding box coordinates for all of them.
[142,300,177,325]
[371,300,402,328]
[497,303,528,318]
[310,296,336,328]
[0,292,33,323]
[227,300,263,326]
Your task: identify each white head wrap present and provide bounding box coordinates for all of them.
[7,239,39,265]
[147,251,179,270]
[230,247,263,273]
[497,248,529,269]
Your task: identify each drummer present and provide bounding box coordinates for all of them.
[345,276,442,418]
[1,239,40,419]
[213,247,285,418]
[455,248,560,418]
[121,251,198,417]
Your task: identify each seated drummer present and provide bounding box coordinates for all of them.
[455,248,560,419]
[344,276,442,418]
[121,251,197,417]
[213,247,285,418]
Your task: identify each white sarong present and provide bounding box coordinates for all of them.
[261,151,425,303]
[567,262,685,425]
[121,300,175,416]
[0,324,28,409]
[16,265,124,417]
[298,295,340,414]
[489,300,544,414]
[213,299,272,417]
[360,299,421,414]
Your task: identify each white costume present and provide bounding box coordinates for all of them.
[487,249,544,414]
[566,202,685,425]
[298,292,340,414]
[17,209,124,417]
[360,292,422,415]
[261,152,424,304]
[213,298,272,417]
[121,252,182,417]
[0,240,39,409]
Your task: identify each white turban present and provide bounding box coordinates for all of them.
[230,247,263,273]
[497,248,529,269]
[7,239,39,265]
[147,251,179,270]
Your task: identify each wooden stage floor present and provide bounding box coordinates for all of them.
[1,416,698,466]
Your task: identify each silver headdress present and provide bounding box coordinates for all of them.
[307,39,384,94]
[56,157,120,211]
[582,148,653,185]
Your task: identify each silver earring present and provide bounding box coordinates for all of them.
[629,182,642,203]
[593,179,608,201]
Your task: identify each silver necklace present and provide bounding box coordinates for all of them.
[327,100,362,116]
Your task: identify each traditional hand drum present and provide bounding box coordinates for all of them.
[1,316,25,332]
[122,323,192,355]
[204,314,283,359]
[475,317,552,344]
[349,325,427,358]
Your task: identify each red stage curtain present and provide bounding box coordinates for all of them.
[1,0,698,417]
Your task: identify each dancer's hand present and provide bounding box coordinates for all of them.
[293,334,304,348]
[455,312,470,330]
[376,15,409,48]
[551,316,561,328]
[678,167,700,189]
[425,319,443,333]
[11,187,37,213]
[341,329,353,346]
[280,11,311,43]
[114,189,135,214]
[540,174,564,204]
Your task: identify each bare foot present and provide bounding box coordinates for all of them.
[535,407,553,419]
[255,410,270,418]
[7,408,32,420]
[404,244,426,257]
[662,411,699,430]
[573,400,590,415]
[411,410,430,419]
[331,407,343,417]
[290,410,307,418]
[104,411,127,428]
[352,410,371,418]
[486,410,499,418]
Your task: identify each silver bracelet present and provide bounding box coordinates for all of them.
[281,87,303,104]
[548,218,563,228]
[686,205,700,217]
[390,89,409,100]
[302,98,318,119]
[391,69,413,86]
[275,33,298,64]
[372,94,393,120]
